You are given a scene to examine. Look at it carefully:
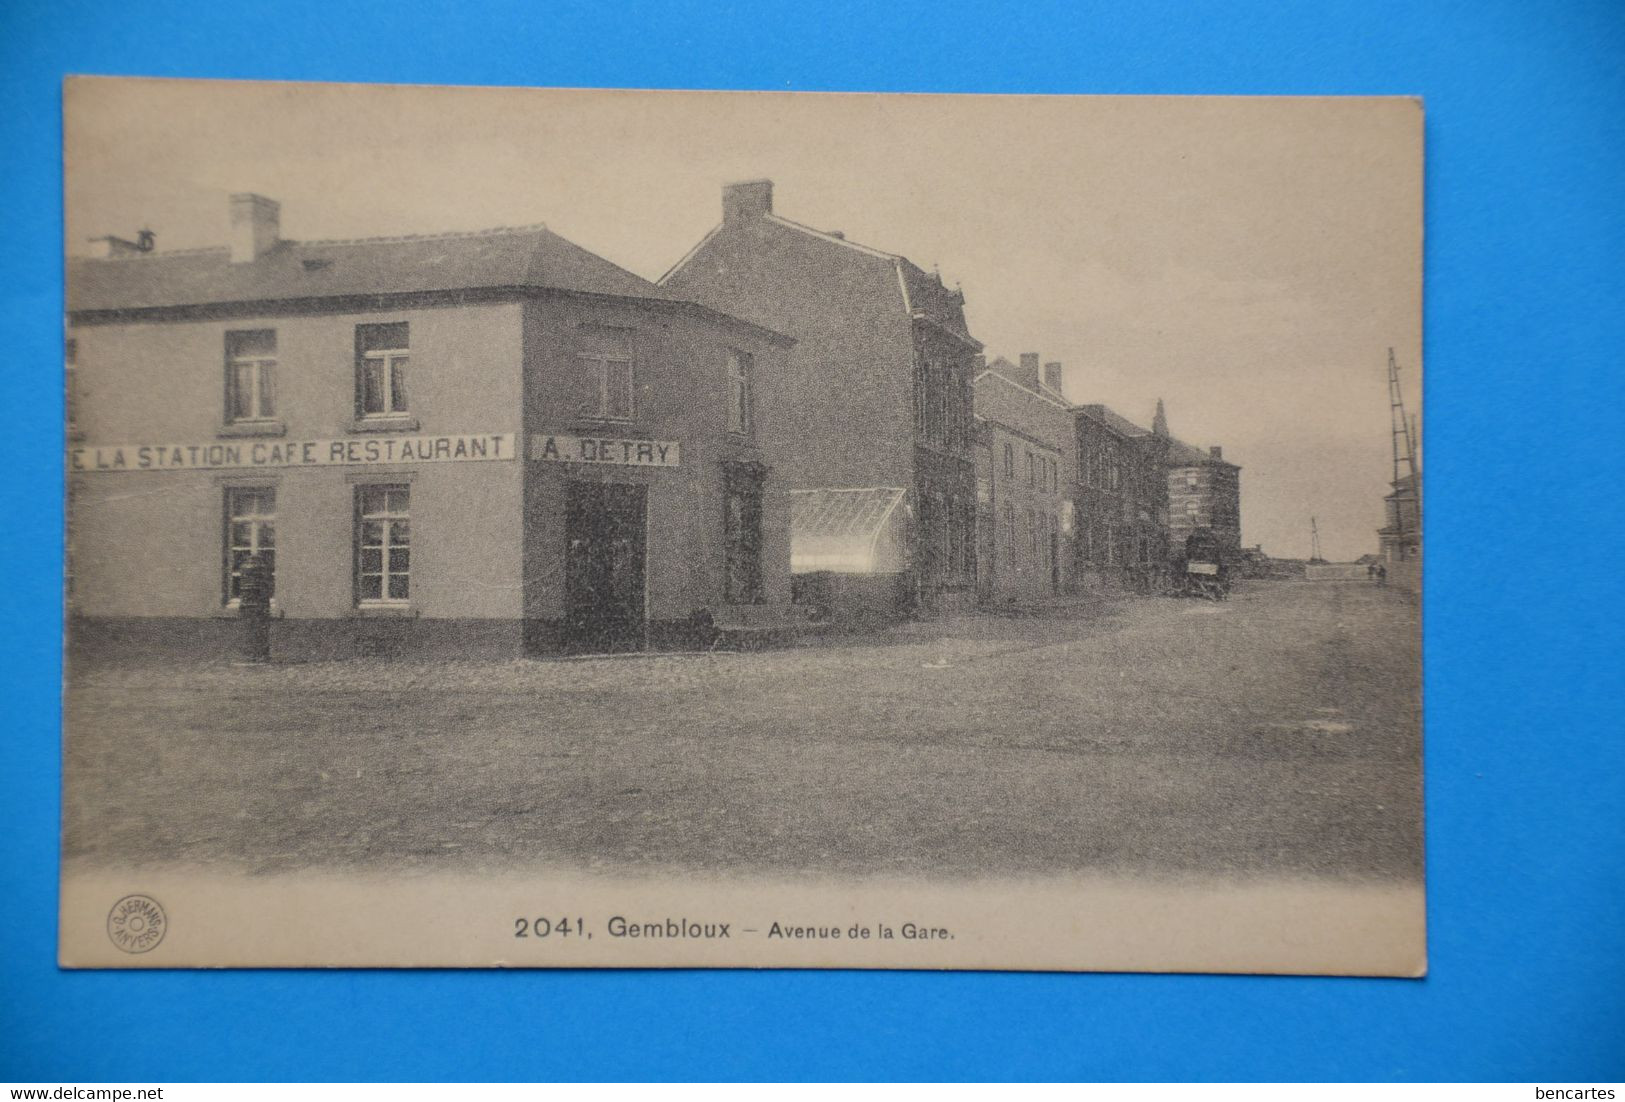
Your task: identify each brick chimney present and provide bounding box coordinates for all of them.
[1043,361,1064,397]
[1153,399,1169,437]
[723,179,773,223]
[1018,352,1042,392]
[1210,445,1224,460]
[230,193,281,263]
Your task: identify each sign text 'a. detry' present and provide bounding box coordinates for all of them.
[530,434,681,467]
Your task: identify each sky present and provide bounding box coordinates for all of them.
[64,80,1422,560]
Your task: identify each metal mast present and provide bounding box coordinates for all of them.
[1310,516,1323,563]
[1388,349,1419,516]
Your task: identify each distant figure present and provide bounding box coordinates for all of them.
[1375,562,1388,587]
[1367,562,1378,582]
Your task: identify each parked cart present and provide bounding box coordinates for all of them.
[1172,529,1230,600]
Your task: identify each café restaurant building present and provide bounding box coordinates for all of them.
[66,194,794,658]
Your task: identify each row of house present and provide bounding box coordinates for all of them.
[970,355,1240,606]
[64,180,1240,658]
[662,180,1242,612]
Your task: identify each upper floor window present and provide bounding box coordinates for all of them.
[578,327,635,421]
[226,329,277,422]
[356,322,410,418]
[1027,450,1036,487]
[1003,442,1014,479]
[65,337,78,433]
[727,348,754,436]
[913,356,929,436]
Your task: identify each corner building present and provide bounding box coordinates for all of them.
[67,195,794,659]
[1163,434,1243,558]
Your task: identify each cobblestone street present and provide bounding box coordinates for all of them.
[65,579,1422,881]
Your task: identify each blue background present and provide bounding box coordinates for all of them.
[3,0,1622,1082]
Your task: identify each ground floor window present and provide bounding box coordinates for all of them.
[224,486,276,603]
[724,463,765,603]
[947,494,968,577]
[933,492,949,579]
[357,484,411,604]
[960,497,977,583]
[1005,502,1017,566]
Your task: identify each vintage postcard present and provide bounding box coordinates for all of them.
[60,79,1423,973]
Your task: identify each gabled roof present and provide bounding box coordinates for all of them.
[1077,403,1152,438]
[68,225,684,314]
[662,209,979,347]
[1164,436,1238,468]
[765,214,979,345]
[975,360,1071,410]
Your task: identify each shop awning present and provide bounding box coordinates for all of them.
[789,487,909,575]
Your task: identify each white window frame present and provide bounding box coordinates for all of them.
[226,330,277,423]
[579,329,635,422]
[727,348,754,436]
[224,485,276,607]
[359,344,410,418]
[356,484,411,607]
[66,337,78,434]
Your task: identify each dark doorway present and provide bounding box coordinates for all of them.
[564,481,647,653]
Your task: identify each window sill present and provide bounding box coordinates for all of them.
[213,604,284,619]
[350,416,419,434]
[568,417,644,435]
[349,603,417,618]
[219,420,287,438]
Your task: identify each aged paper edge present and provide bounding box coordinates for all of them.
[62,867,1426,976]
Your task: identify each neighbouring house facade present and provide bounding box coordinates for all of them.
[661,179,983,615]
[66,193,794,659]
[973,354,1075,603]
[1162,417,1243,558]
[1073,402,1169,589]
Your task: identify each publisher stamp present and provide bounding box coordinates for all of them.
[106,894,166,954]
